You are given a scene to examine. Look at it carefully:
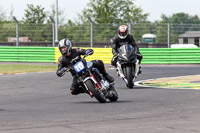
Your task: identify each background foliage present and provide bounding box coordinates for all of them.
[0,0,200,43]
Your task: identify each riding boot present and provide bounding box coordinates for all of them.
[138,66,142,74]
[106,84,115,98]
[116,68,119,76]
[104,73,115,83]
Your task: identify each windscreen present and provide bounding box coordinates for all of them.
[118,44,135,58]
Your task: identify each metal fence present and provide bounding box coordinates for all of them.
[1,21,200,47]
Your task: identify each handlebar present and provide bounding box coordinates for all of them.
[65,66,72,72]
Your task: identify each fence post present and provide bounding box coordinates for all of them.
[88,16,93,48]
[168,19,171,48]
[13,16,19,47]
[50,17,55,47]
[165,17,171,48]
[127,17,132,34]
[55,0,59,42]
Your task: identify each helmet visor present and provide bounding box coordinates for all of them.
[119,31,127,37]
[61,46,67,53]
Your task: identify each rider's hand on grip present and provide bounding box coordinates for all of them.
[114,53,119,57]
[85,49,94,55]
[61,67,66,73]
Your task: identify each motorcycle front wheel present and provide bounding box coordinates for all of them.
[85,79,107,103]
[126,66,134,88]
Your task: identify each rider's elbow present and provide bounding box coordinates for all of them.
[56,70,64,77]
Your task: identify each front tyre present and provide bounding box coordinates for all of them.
[85,79,107,103]
[126,66,134,88]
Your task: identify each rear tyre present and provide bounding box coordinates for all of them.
[85,79,106,103]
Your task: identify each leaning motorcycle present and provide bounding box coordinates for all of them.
[115,44,140,88]
[65,50,118,103]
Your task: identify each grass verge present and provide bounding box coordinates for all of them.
[0,64,57,74]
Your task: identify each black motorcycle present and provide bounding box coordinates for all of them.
[65,50,118,103]
[115,44,140,88]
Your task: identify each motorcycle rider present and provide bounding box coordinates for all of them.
[111,25,143,73]
[56,38,115,96]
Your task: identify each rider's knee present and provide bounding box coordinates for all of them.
[137,55,143,62]
[111,60,116,67]
[70,87,80,95]
[111,57,117,67]
[70,86,85,95]
[70,89,78,95]
[97,60,104,65]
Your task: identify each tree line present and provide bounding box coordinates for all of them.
[1,0,200,43]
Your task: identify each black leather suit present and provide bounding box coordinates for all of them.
[56,48,113,95]
[111,34,143,66]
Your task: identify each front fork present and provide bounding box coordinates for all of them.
[116,59,140,81]
[82,76,100,97]
[82,73,108,96]
[134,59,140,80]
[116,61,128,84]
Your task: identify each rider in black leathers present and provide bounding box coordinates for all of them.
[56,38,115,95]
[111,25,143,72]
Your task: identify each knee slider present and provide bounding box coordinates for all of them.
[70,88,79,95]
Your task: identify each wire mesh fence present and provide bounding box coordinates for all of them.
[1,22,200,46]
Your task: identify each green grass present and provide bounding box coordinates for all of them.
[0,64,57,74]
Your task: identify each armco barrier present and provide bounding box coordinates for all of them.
[0,47,199,64]
[54,47,113,64]
[0,46,55,62]
[140,48,200,64]
[55,47,200,64]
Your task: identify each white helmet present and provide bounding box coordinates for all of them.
[58,38,72,55]
[118,25,128,39]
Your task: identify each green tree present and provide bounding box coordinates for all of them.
[66,0,149,42]
[47,4,66,25]
[170,13,200,35]
[159,13,200,43]
[152,15,168,43]
[0,8,6,21]
[20,4,50,41]
[22,4,47,24]
[0,22,15,41]
[0,7,16,41]
[79,0,148,24]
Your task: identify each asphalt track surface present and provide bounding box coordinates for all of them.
[0,64,200,133]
